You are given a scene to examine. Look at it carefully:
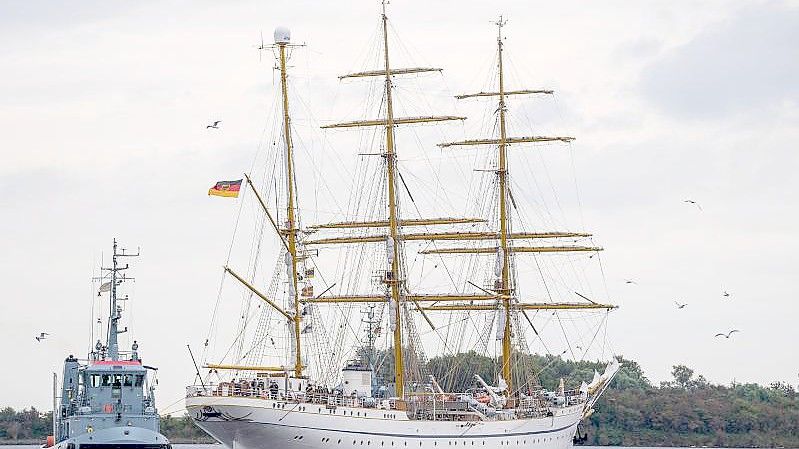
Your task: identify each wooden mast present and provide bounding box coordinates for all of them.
[495,17,514,395]
[277,34,304,378]
[380,0,405,399]
[433,17,606,397]
[320,1,466,398]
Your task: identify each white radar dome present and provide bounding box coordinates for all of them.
[274,26,291,44]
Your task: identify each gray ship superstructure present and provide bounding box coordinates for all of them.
[49,240,170,449]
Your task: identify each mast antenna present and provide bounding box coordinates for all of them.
[98,238,140,361]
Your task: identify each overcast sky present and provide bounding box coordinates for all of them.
[1,0,798,412]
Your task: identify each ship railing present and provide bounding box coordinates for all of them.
[186,384,382,409]
[187,383,587,415]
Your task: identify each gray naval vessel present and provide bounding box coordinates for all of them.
[47,240,170,449]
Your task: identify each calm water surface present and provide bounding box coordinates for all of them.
[2,446,795,449]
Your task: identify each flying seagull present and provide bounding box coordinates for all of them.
[715,330,740,339]
[683,200,702,212]
[674,301,687,309]
[683,199,703,211]
[624,279,637,285]
[35,332,49,342]
[206,120,222,129]
[722,290,731,298]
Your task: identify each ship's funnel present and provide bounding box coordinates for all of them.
[274,26,291,44]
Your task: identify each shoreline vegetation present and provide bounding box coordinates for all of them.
[2,355,797,447]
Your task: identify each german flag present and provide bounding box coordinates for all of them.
[208,179,242,198]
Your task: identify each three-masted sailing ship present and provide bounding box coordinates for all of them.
[186,5,620,449]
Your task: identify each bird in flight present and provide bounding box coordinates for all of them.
[624,279,637,285]
[683,199,703,211]
[206,120,222,129]
[715,330,740,339]
[35,332,49,342]
[674,301,687,309]
[722,290,731,298]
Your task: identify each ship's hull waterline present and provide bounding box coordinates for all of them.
[186,396,583,449]
[52,423,170,449]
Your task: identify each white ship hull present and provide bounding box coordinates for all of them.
[186,396,583,449]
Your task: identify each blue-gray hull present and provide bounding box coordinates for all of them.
[53,425,169,449]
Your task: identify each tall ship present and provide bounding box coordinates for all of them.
[186,4,620,449]
[48,240,170,449]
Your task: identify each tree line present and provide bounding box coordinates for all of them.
[0,408,212,443]
[2,354,797,446]
[430,352,799,447]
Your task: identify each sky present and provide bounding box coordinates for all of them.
[1,0,798,412]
